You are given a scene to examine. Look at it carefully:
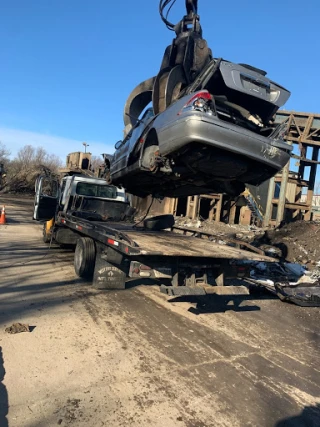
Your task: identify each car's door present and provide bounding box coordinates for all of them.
[111,123,144,175]
[125,109,156,161]
[111,109,155,176]
[111,136,130,176]
[33,175,60,220]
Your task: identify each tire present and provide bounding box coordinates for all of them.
[144,214,175,231]
[141,145,159,171]
[74,237,96,279]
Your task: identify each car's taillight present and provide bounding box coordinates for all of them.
[177,91,214,116]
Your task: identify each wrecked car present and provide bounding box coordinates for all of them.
[108,58,292,198]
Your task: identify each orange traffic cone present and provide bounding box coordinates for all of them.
[0,205,6,224]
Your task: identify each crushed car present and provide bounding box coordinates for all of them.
[106,1,292,198]
[107,58,292,198]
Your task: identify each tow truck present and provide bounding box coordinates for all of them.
[33,153,276,296]
[32,3,319,305]
[32,1,290,296]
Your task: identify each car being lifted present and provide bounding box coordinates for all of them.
[108,58,292,198]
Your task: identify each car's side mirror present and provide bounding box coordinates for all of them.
[115,140,123,149]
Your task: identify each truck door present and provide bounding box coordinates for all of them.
[33,175,60,220]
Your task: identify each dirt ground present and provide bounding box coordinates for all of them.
[0,196,319,427]
[175,216,320,268]
[262,221,320,265]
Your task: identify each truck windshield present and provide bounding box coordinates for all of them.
[76,183,117,199]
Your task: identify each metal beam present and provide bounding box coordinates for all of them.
[305,147,319,221]
[276,162,290,226]
[264,176,275,227]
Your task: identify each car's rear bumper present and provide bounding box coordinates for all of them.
[157,114,292,170]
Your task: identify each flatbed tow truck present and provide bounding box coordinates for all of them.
[32,0,290,298]
[31,0,319,304]
[33,165,276,297]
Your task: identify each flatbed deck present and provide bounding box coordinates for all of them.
[63,216,274,262]
[122,229,272,260]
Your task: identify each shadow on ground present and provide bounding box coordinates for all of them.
[165,284,278,314]
[275,403,320,426]
[168,294,271,314]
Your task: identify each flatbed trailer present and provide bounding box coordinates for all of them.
[54,211,275,295]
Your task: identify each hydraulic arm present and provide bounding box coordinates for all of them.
[123,0,212,135]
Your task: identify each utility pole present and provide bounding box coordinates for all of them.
[82,142,90,153]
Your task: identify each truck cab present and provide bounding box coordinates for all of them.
[59,175,127,213]
[33,173,129,244]
[34,174,127,221]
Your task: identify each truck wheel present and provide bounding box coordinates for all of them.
[144,214,175,231]
[74,237,96,279]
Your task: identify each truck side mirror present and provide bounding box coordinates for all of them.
[115,140,123,150]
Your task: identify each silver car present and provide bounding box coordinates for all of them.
[109,59,292,198]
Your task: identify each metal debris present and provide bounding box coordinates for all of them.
[275,281,320,307]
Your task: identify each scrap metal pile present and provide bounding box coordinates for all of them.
[106,0,292,198]
[172,216,320,307]
[249,261,320,307]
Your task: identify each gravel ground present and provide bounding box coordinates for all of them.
[0,196,319,427]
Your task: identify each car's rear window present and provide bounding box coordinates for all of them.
[76,183,117,199]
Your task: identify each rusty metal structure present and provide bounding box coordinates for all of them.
[264,110,320,226]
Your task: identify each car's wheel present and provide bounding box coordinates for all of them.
[144,214,175,231]
[74,237,96,279]
[141,145,159,172]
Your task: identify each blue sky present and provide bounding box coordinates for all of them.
[0,0,319,162]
